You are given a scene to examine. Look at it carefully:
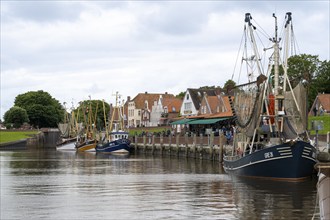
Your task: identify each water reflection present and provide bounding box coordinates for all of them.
[0,149,319,220]
[229,176,318,219]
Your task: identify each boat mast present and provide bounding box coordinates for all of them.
[272,13,281,117]
[245,13,264,78]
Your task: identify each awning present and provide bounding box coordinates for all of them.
[187,117,230,125]
[170,118,197,125]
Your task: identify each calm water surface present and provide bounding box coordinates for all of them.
[0,149,319,219]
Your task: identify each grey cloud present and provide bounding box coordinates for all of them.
[140,2,214,36]
[1,1,84,22]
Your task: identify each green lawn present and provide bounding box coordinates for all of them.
[308,115,330,135]
[0,130,39,144]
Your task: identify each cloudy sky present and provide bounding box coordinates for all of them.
[1,1,329,119]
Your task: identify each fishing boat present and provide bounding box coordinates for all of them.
[56,103,79,150]
[96,92,131,154]
[75,96,98,152]
[223,12,317,181]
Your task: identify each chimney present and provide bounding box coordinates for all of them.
[127,96,131,102]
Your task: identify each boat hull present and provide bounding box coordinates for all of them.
[223,141,317,181]
[95,139,131,154]
[56,142,76,151]
[75,141,97,152]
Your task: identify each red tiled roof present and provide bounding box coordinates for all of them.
[318,93,330,111]
[131,93,174,109]
[162,97,182,113]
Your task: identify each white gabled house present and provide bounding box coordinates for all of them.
[180,88,221,117]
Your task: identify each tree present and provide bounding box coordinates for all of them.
[14,90,64,128]
[314,60,330,93]
[287,54,330,107]
[3,106,29,128]
[74,99,110,130]
[175,92,185,100]
[223,79,236,92]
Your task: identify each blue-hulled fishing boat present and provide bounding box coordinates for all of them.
[223,12,317,181]
[96,131,131,154]
[96,92,131,154]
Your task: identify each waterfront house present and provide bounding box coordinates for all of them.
[173,89,233,135]
[150,95,182,126]
[180,88,222,117]
[127,92,175,127]
[199,93,230,115]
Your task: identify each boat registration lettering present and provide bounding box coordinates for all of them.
[264,152,273,159]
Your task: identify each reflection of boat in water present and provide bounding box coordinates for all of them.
[223,13,317,181]
[96,92,131,154]
[315,152,330,220]
[229,175,318,219]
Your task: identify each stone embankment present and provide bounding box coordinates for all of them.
[0,128,60,150]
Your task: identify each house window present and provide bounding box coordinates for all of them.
[186,94,189,100]
[138,110,141,116]
[184,102,192,110]
[172,107,176,112]
[164,107,168,113]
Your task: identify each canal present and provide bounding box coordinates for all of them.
[0,149,319,219]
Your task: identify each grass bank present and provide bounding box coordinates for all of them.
[128,126,171,136]
[0,130,39,144]
[308,115,330,135]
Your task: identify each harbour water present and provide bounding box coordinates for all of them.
[0,149,320,219]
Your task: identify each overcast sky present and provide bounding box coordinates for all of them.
[1,1,329,119]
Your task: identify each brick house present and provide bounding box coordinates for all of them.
[127,92,175,127]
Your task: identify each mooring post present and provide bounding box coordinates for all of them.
[185,133,188,157]
[219,133,224,163]
[143,135,146,152]
[151,134,155,154]
[160,133,163,155]
[210,132,214,160]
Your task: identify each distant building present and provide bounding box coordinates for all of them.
[127,92,175,127]
[150,95,182,126]
[309,93,330,116]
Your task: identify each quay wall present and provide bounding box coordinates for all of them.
[0,128,61,150]
[131,133,228,162]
